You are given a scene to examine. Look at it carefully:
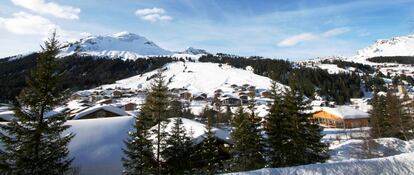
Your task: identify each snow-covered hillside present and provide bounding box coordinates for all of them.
[98,61,287,96]
[349,34,414,65]
[59,32,173,60]
[355,34,414,59]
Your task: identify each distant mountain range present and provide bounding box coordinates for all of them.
[2,31,414,63]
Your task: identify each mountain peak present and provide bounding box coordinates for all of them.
[111,32,145,41]
[180,47,210,55]
[354,33,414,59]
[60,32,172,60]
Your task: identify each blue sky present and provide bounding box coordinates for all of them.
[0,0,414,60]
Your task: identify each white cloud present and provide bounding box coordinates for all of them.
[0,12,59,35]
[277,33,316,47]
[135,8,172,22]
[136,8,165,16]
[11,0,80,20]
[322,27,350,37]
[277,27,351,47]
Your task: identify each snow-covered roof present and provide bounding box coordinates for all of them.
[0,105,10,112]
[72,105,130,119]
[221,93,239,99]
[311,100,326,106]
[96,98,113,104]
[0,111,14,121]
[64,116,135,175]
[319,106,369,119]
[44,107,69,118]
[73,90,91,97]
[0,107,68,121]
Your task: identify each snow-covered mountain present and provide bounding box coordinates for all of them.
[179,47,210,55]
[353,34,414,60]
[59,32,174,60]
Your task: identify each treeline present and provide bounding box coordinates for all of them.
[367,56,414,65]
[199,53,292,80]
[288,68,363,104]
[0,54,175,102]
[199,54,364,104]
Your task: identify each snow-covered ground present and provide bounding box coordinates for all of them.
[226,152,414,175]
[329,138,414,162]
[322,127,414,162]
[98,61,286,96]
[316,64,349,74]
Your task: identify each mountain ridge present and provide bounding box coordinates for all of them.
[59,32,174,60]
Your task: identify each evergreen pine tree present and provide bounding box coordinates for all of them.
[266,81,328,167]
[387,91,413,140]
[167,99,183,118]
[229,107,265,171]
[265,82,292,167]
[385,91,404,138]
[369,92,389,138]
[0,32,74,174]
[200,114,221,174]
[222,105,232,125]
[122,101,157,174]
[401,93,414,140]
[146,71,170,175]
[214,101,223,127]
[285,90,328,164]
[246,92,265,155]
[162,118,193,174]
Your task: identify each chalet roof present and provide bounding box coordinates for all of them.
[96,99,113,104]
[221,93,238,99]
[0,111,14,121]
[0,107,68,121]
[221,96,240,100]
[311,100,326,106]
[73,105,130,119]
[319,106,369,119]
[74,91,92,97]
